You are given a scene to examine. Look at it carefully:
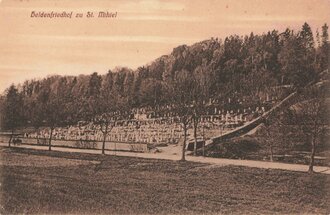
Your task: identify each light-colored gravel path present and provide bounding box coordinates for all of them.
[1,142,329,174]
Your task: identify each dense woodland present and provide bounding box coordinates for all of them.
[0,22,329,134]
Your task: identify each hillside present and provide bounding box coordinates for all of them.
[1,23,328,125]
[200,78,330,165]
[0,23,329,163]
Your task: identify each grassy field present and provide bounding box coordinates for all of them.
[0,147,329,214]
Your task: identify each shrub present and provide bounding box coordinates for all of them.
[205,137,260,159]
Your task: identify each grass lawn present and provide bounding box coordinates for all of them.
[0,147,329,214]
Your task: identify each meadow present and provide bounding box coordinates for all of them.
[0,147,329,214]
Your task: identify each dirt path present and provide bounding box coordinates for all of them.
[1,142,329,174]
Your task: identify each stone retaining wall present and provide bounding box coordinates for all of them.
[0,135,148,152]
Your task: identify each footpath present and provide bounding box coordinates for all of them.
[1,142,329,174]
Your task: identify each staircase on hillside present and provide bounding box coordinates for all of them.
[207,69,329,147]
[207,91,297,146]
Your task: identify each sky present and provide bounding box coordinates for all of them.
[0,0,329,93]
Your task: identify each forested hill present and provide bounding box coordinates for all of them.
[0,22,329,130]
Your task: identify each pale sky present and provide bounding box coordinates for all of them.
[0,0,329,93]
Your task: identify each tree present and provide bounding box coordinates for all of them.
[170,70,194,161]
[191,65,209,156]
[300,22,314,50]
[94,112,117,155]
[292,85,328,173]
[93,100,129,155]
[299,22,316,84]
[36,80,69,151]
[320,23,329,71]
[258,115,287,162]
[192,102,202,156]
[87,72,102,97]
[94,76,130,155]
[26,99,44,143]
[278,24,317,87]
[139,78,165,107]
[44,95,67,151]
[3,85,23,147]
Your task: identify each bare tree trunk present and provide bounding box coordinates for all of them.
[265,128,274,162]
[308,138,316,173]
[202,141,205,157]
[48,128,54,151]
[202,122,205,157]
[8,129,14,148]
[36,128,39,144]
[102,123,108,155]
[193,116,198,156]
[181,123,187,161]
[270,144,274,162]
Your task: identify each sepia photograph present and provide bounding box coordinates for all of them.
[0,0,329,214]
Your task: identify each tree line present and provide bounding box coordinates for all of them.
[0,22,329,162]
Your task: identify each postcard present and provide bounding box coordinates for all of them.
[0,0,329,214]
